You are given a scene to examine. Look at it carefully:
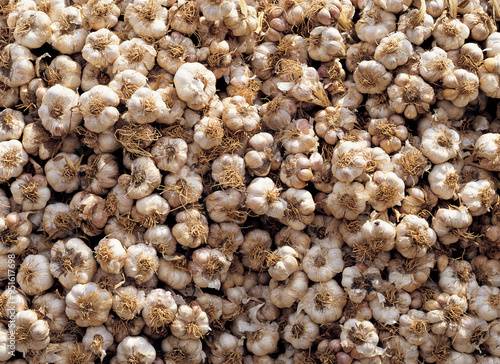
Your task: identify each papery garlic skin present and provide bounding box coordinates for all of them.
[326,181,367,220]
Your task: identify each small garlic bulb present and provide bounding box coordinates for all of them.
[39,84,83,137]
[283,311,319,349]
[162,335,206,364]
[188,248,230,289]
[124,243,159,284]
[172,208,209,248]
[83,325,114,361]
[420,123,460,164]
[79,86,120,133]
[82,28,121,68]
[442,69,480,107]
[113,38,157,76]
[119,155,159,196]
[142,289,177,334]
[340,319,383,359]
[433,15,470,51]
[158,255,193,290]
[0,108,24,142]
[113,286,146,320]
[365,171,405,211]
[0,44,36,88]
[128,87,168,124]
[459,180,497,216]
[387,74,434,119]
[11,174,50,211]
[116,336,156,364]
[49,238,97,289]
[297,280,346,324]
[374,32,413,70]
[17,254,53,295]
[171,302,210,340]
[302,245,343,282]
[95,237,127,274]
[174,63,217,111]
[50,6,89,54]
[65,282,113,327]
[15,310,50,354]
[396,214,437,259]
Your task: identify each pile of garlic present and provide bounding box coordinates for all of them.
[2,0,500,362]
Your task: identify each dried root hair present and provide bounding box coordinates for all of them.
[196,127,246,165]
[74,126,99,149]
[396,148,428,177]
[115,120,162,157]
[149,303,174,332]
[353,239,385,262]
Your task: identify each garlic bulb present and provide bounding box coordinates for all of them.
[17,254,53,295]
[365,171,404,211]
[113,286,146,320]
[162,335,206,364]
[283,311,319,349]
[0,44,36,87]
[206,188,247,224]
[355,4,397,44]
[116,336,156,364]
[420,123,460,164]
[44,55,82,90]
[124,243,159,284]
[172,208,209,248]
[142,289,177,334]
[387,74,434,119]
[82,0,120,30]
[125,0,168,38]
[431,205,473,245]
[82,28,120,68]
[433,15,470,51]
[119,156,161,199]
[83,325,114,361]
[396,214,436,259]
[307,26,346,62]
[32,293,67,334]
[246,177,286,218]
[158,255,193,290]
[11,174,50,211]
[419,47,455,83]
[470,286,500,321]
[50,6,89,54]
[80,86,120,133]
[442,69,480,107]
[188,247,230,289]
[331,141,367,182]
[314,106,356,145]
[0,109,24,143]
[302,245,343,282]
[113,38,157,76]
[279,187,315,231]
[50,238,97,289]
[171,302,210,340]
[297,280,346,324]
[38,84,82,137]
[95,237,127,274]
[174,62,216,110]
[340,319,383,359]
[65,282,113,327]
[374,32,413,70]
[459,180,496,216]
[15,310,50,354]
[128,87,168,124]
